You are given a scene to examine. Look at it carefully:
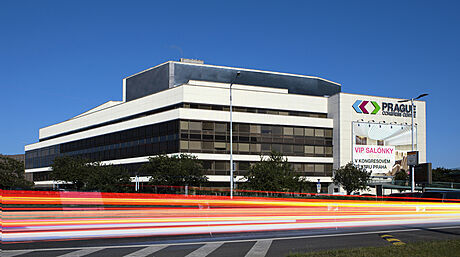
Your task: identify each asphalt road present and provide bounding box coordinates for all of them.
[4,222,460,257]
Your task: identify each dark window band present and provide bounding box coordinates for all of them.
[39,103,328,142]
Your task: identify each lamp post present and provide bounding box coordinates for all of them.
[398,93,428,192]
[229,71,240,198]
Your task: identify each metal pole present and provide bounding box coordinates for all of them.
[411,98,415,192]
[229,71,240,199]
[230,84,233,199]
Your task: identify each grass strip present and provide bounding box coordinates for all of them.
[287,239,460,257]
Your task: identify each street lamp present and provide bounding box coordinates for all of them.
[398,93,428,192]
[229,71,240,198]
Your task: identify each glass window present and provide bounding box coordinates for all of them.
[215,161,227,170]
[250,144,261,152]
[203,122,214,131]
[294,163,303,172]
[202,161,213,170]
[261,144,271,151]
[272,126,282,135]
[305,145,314,154]
[315,146,325,154]
[261,125,271,134]
[232,123,238,132]
[189,141,201,150]
[180,140,188,150]
[315,129,324,137]
[377,140,384,146]
[282,144,293,153]
[215,135,226,141]
[294,127,303,136]
[305,128,314,137]
[305,164,314,172]
[325,147,333,155]
[279,111,289,116]
[272,144,282,152]
[189,121,202,131]
[325,164,333,175]
[239,162,250,171]
[239,124,250,133]
[190,134,201,140]
[325,129,332,138]
[250,125,260,134]
[283,127,293,136]
[199,104,211,110]
[214,142,226,150]
[294,145,304,153]
[239,143,250,152]
[203,141,213,150]
[315,164,325,173]
[215,123,227,133]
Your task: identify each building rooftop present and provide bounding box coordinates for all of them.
[123,60,341,102]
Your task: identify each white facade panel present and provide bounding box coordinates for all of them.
[328,92,427,173]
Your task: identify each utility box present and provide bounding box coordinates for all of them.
[414,163,432,184]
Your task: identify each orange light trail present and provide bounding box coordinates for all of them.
[2,190,460,243]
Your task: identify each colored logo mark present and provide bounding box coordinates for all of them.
[353,100,380,114]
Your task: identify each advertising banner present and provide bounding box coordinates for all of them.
[352,122,416,176]
[353,145,395,173]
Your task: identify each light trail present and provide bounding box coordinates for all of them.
[2,190,460,243]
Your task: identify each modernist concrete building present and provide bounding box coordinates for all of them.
[24,59,427,192]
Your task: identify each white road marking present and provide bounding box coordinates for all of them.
[2,250,34,257]
[245,240,272,257]
[185,242,223,257]
[123,245,168,257]
[3,225,460,254]
[57,247,104,256]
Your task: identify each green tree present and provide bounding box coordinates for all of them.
[139,154,208,187]
[333,162,371,195]
[50,156,90,190]
[50,156,131,192]
[85,163,131,192]
[0,155,33,189]
[432,167,460,183]
[242,151,308,192]
[394,169,408,184]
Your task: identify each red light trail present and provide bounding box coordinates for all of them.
[2,190,460,243]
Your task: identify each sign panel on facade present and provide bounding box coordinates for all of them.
[353,100,416,117]
[352,122,417,176]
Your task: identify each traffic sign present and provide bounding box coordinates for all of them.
[407,151,419,166]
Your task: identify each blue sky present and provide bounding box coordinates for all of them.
[1,0,459,168]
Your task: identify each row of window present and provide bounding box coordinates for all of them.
[201,161,332,176]
[181,103,328,118]
[180,141,332,157]
[26,140,179,169]
[26,120,334,169]
[41,102,327,142]
[180,120,333,138]
[61,120,178,153]
[31,161,333,181]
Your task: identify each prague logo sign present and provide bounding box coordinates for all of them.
[353,100,415,117]
[352,100,380,114]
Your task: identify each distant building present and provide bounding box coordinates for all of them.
[25,59,427,192]
[1,154,25,163]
